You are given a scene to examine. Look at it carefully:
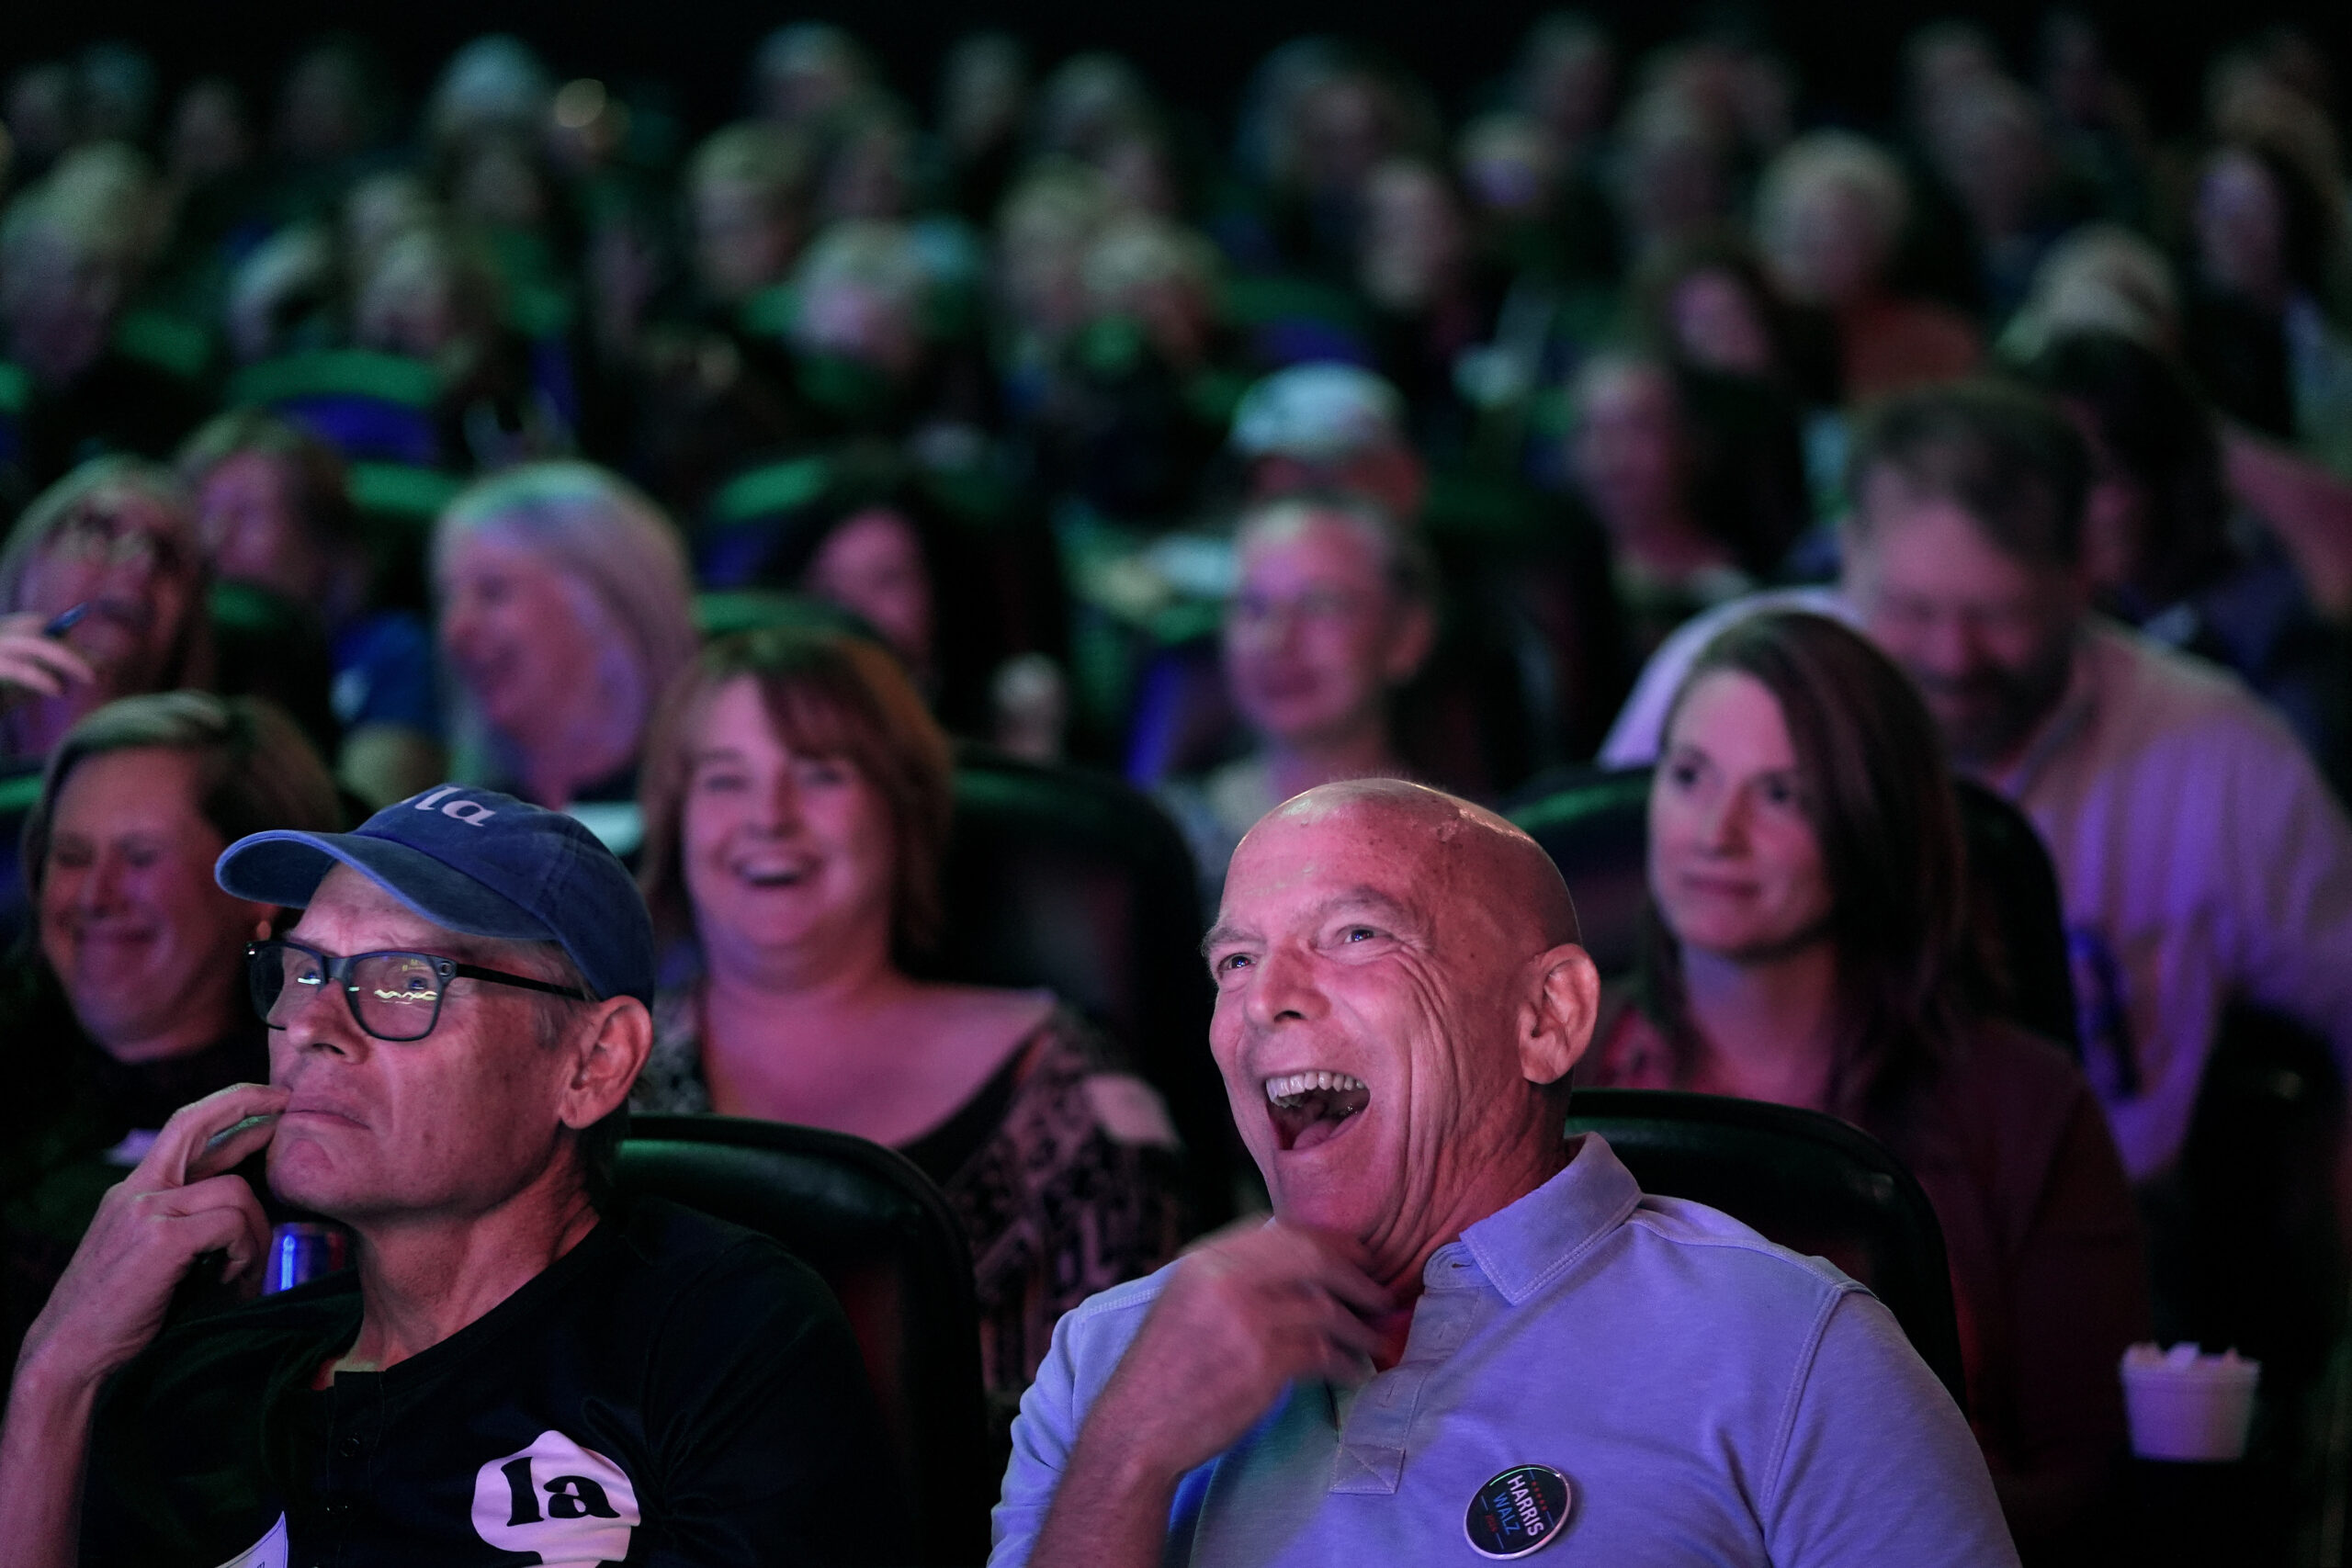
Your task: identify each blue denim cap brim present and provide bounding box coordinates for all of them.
[217,830,558,945]
[217,784,657,1005]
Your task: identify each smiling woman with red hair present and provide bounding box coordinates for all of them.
[630,623,1186,1412]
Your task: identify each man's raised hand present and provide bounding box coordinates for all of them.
[1082,1220,1390,1483]
[13,1083,288,1392]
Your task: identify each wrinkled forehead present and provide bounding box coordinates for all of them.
[1226,783,1577,950]
[290,863,484,957]
[1225,795,1464,918]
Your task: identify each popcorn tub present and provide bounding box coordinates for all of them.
[2120,1344,2260,1462]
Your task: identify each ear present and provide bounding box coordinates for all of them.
[557,996,654,1132]
[1518,943,1600,1088]
[1382,598,1437,685]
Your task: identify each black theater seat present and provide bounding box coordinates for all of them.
[616,1114,992,1567]
[921,746,1237,1225]
[1566,1088,1969,1411]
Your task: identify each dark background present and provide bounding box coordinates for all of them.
[6,0,2348,146]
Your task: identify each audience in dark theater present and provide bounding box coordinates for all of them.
[3,785,888,1560]
[1156,493,1436,913]
[1609,381,2352,1190]
[1001,780,2017,1567]
[179,410,447,806]
[0,6,2348,1560]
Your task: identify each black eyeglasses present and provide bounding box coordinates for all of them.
[246,940,589,1043]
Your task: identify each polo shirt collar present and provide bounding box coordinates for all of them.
[1456,1133,1643,1306]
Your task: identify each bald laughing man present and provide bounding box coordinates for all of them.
[991,779,2018,1567]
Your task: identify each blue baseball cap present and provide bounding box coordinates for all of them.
[216,784,657,1006]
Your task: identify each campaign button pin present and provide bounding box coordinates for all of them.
[1464,1464,1573,1559]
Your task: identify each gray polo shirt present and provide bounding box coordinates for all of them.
[992,1134,2018,1567]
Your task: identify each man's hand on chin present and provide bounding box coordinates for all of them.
[1026,1220,1391,1568]
[1,1083,286,1568]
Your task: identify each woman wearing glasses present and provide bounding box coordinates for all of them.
[0,457,214,769]
[629,624,1187,1417]
[0,691,340,1378]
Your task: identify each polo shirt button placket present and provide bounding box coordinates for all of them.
[1329,1286,1483,1496]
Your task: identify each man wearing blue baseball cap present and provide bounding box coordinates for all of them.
[0,785,888,1565]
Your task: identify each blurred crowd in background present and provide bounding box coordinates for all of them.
[0,10,2344,830]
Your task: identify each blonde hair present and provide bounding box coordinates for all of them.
[1757,130,1911,274]
[433,462,696,777]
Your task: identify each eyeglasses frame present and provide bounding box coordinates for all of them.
[245,938,591,1043]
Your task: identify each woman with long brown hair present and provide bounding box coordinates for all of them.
[1585,608,2147,1563]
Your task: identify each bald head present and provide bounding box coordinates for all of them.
[1208,778,1600,1280]
[1243,778,1580,952]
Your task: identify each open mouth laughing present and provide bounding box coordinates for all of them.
[1264,1069,1371,1152]
[731,852,816,889]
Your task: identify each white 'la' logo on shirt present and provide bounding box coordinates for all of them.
[470,1430,640,1564]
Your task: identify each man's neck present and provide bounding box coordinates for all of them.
[328,1170,601,1382]
[1959,638,2087,791]
[1362,1126,1573,1369]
